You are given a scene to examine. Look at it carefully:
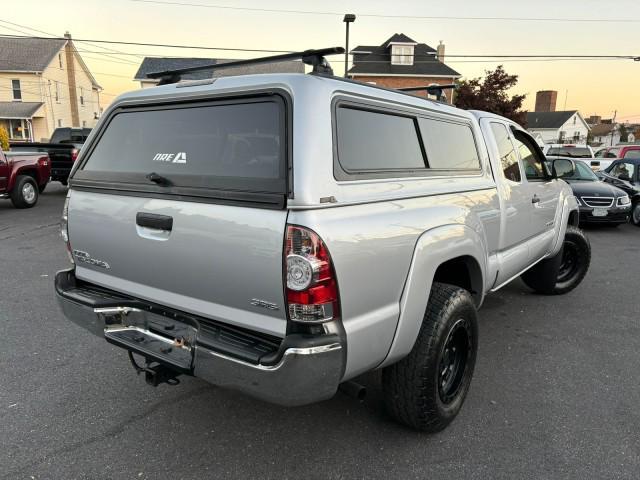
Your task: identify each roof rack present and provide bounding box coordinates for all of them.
[397,84,457,102]
[147,47,345,85]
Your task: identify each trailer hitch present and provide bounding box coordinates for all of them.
[127,351,181,387]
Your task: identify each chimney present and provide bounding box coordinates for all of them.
[535,90,557,112]
[63,32,80,127]
[436,41,445,63]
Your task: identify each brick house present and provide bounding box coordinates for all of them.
[0,34,102,142]
[348,33,461,104]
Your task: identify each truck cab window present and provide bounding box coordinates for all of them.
[512,134,546,181]
[490,122,520,182]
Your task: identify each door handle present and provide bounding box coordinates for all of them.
[531,195,540,204]
[136,212,173,231]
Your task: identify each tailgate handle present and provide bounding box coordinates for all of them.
[136,213,173,231]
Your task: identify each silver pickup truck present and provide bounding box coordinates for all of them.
[55,58,590,432]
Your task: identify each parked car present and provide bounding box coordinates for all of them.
[552,159,631,225]
[54,61,590,433]
[599,158,640,225]
[542,144,606,171]
[543,144,594,159]
[10,127,91,186]
[49,127,92,146]
[592,145,640,172]
[0,146,50,208]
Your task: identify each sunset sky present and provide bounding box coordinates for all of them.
[8,0,640,122]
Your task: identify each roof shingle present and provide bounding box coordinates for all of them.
[526,111,578,129]
[0,37,66,72]
[0,101,45,119]
[348,34,459,77]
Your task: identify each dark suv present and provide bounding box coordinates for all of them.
[599,159,640,225]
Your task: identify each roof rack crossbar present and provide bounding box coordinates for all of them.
[397,84,457,102]
[147,47,345,85]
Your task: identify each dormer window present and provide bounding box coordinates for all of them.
[391,45,414,65]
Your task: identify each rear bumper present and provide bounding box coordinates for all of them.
[50,165,72,181]
[55,268,344,406]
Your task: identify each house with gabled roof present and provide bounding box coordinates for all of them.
[133,57,305,89]
[526,111,590,145]
[0,33,102,142]
[347,33,462,104]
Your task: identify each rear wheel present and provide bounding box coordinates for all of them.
[382,282,478,432]
[521,225,590,295]
[632,203,640,226]
[10,175,39,209]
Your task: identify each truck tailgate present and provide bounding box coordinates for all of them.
[68,190,288,337]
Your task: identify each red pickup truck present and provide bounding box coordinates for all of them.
[0,147,50,208]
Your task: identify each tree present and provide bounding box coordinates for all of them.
[454,65,527,126]
[0,125,9,151]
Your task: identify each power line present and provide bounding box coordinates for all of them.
[129,0,640,23]
[0,19,142,64]
[0,33,293,53]
[2,33,638,61]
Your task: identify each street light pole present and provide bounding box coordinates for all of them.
[343,14,356,78]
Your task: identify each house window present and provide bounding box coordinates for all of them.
[55,81,60,102]
[82,120,87,127]
[8,119,30,140]
[391,45,414,65]
[58,119,62,127]
[11,79,21,101]
[573,132,580,141]
[58,53,63,69]
[80,87,84,106]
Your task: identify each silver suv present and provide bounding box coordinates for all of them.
[56,53,590,432]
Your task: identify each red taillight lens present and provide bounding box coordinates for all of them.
[71,148,79,163]
[285,225,339,323]
[37,156,48,167]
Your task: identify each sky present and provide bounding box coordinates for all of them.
[9,0,640,122]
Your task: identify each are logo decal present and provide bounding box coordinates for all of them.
[152,152,187,164]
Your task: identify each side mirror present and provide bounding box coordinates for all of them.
[552,159,575,179]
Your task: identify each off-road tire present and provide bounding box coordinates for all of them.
[382,282,478,433]
[521,225,590,295]
[632,203,640,226]
[10,175,39,209]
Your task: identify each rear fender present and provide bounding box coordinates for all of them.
[378,224,487,368]
[9,165,36,190]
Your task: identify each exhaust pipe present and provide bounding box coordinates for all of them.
[338,381,366,401]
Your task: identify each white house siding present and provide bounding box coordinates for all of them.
[0,43,101,141]
[528,112,589,145]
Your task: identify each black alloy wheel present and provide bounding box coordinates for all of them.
[437,318,472,405]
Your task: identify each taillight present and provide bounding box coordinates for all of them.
[71,148,79,163]
[37,156,48,167]
[285,225,339,323]
[61,192,74,264]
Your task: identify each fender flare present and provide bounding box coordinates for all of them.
[378,223,487,369]
[550,193,579,256]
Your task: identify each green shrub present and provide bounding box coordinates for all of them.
[0,126,9,151]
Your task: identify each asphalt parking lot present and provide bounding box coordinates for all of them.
[1,183,639,480]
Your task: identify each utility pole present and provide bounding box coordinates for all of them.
[610,110,617,146]
[343,14,356,78]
